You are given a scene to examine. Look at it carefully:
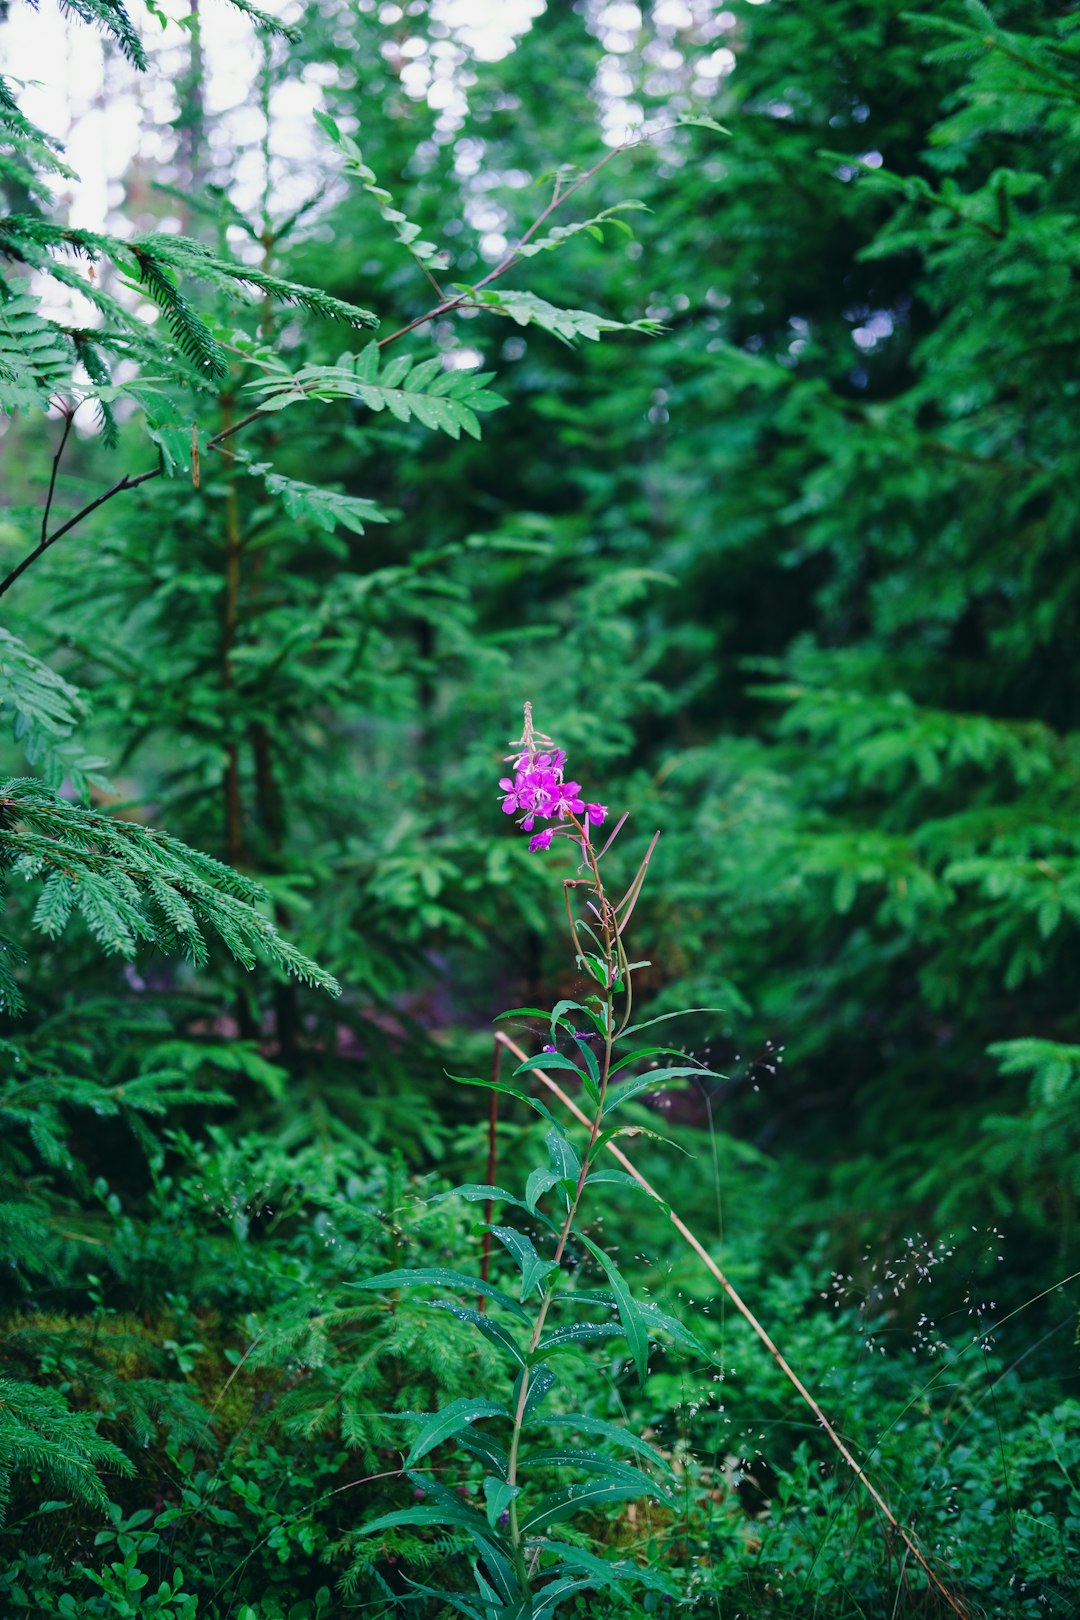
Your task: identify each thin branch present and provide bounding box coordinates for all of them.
[494,1028,971,1620]
[376,138,636,348]
[0,465,162,600]
[40,407,75,544]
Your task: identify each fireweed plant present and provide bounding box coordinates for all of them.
[350,705,716,1613]
[350,710,973,1616]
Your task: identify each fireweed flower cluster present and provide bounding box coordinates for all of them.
[499,744,607,853]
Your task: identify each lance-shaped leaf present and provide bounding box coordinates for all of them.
[473,1535,523,1607]
[640,1299,708,1358]
[404,1397,510,1467]
[525,1166,563,1214]
[425,1299,527,1366]
[458,1428,511,1481]
[532,1577,595,1618]
[482,1475,520,1530]
[590,1121,690,1166]
[536,1540,679,1597]
[435,1183,558,1235]
[545,1126,581,1185]
[399,1566,531,1620]
[393,1584,486,1620]
[356,1499,497,1542]
[514,1048,599,1108]
[407,1475,514,1558]
[567,1288,704,1358]
[548,996,605,1039]
[577,1045,602,1106]
[521,1450,668,1496]
[603,1064,717,1116]
[489,1226,558,1300]
[536,1320,624,1355]
[577,1235,649,1383]
[608,1044,700,1075]
[526,1126,582,1213]
[531,1413,674,1477]
[512,1362,557,1424]
[519,1476,665,1535]
[446,1072,564,1132]
[350,1267,530,1321]
[582,1168,669,1213]
[512,1050,586,1082]
[615,1006,726,1040]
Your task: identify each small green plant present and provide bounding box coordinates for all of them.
[349,705,718,1613]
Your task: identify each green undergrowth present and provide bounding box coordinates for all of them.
[1,1101,1076,1616]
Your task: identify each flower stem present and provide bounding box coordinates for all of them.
[505,819,618,1589]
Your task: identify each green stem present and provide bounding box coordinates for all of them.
[505,816,618,1589]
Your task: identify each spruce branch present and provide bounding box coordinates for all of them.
[55,0,148,68]
[0,1376,134,1521]
[0,778,341,1003]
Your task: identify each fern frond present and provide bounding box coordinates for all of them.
[471,288,662,346]
[0,286,74,412]
[314,111,447,273]
[0,79,77,201]
[248,344,507,440]
[0,628,111,798]
[240,457,391,535]
[0,929,26,1014]
[70,334,119,445]
[0,1200,62,1280]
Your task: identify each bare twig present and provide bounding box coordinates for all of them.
[41,407,75,544]
[0,464,162,600]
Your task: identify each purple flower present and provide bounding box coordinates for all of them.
[500,713,608,854]
[550,781,585,819]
